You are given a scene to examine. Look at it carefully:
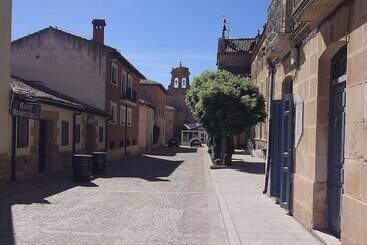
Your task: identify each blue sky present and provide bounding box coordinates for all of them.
[12,0,269,87]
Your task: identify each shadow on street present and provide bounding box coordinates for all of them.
[146,146,198,157]
[105,154,183,181]
[229,158,265,175]
[0,172,98,245]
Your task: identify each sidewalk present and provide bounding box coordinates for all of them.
[208,153,322,245]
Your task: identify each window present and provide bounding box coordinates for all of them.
[16,117,29,148]
[128,75,133,97]
[111,63,118,85]
[120,106,126,126]
[110,102,117,124]
[127,108,132,127]
[182,78,187,88]
[61,121,69,146]
[174,78,179,88]
[75,124,81,144]
[99,127,104,143]
[121,70,127,97]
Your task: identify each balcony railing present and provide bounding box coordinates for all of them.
[265,0,293,58]
[292,0,347,23]
[121,88,137,103]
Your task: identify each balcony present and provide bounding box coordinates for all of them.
[292,0,347,23]
[265,0,294,59]
[121,88,137,103]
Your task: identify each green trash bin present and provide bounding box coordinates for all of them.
[73,154,93,182]
[92,152,107,176]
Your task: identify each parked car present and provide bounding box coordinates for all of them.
[168,138,179,148]
[190,138,202,147]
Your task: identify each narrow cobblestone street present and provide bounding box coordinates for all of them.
[0,147,323,245]
[0,147,227,245]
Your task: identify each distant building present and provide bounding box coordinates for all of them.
[217,21,258,77]
[139,80,167,146]
[11,19,146,160]
[164,105,175,142]
[138,99,155,152]
[166,63,195,138]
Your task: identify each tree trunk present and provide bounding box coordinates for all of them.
[220,134,228,164]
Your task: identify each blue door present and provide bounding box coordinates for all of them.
[280,94,294,209]
[327,46,347,237]
[270,100,282,198]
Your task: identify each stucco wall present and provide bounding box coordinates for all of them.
[11,28,106,110]
[138,104,154,151]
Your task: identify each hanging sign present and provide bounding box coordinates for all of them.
[11,100,41,119]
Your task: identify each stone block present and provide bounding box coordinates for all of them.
[344,159,361,200]
[361,162,367,202]
[348,49,367,87]
[346,85,364,124]
[315,154,328,183]
[341,195,367,245]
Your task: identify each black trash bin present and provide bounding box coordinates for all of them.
[73,154,93,182]
[92,152,107,176]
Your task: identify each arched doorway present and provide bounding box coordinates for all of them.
[327,45,347,237]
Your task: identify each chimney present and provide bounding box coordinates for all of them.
[92,19,106,45]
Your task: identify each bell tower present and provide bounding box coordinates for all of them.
[167,63,195,138]
[168,62,190,94]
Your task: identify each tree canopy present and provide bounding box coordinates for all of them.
[186,70,266,137]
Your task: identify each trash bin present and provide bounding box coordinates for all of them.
[73,154,93,182]
[92,152,107,176]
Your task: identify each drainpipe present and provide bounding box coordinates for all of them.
[124,72,130,156]
[105,117,108,152]
[72,112,82,156]
[263,58,276,194]
[11,115,17,181]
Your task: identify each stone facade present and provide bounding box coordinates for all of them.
[165,106,176,143]
[139,80,167,145]
[11,20,146,161]
[166,65,195,138]
[138,100,155,152]
[251,0,367,244]
[0,0,12,183]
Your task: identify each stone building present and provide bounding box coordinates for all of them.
[0,0,12,183]
[164,105,176,143]
[217,21,258,77]
[11,19,146,160]
[139,80,167,146]
[251,0,367,244]
[166,64,195,138]
[138,100,155,152]
[8,77,107,182]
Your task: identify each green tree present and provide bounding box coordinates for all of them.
[186,70,266,164]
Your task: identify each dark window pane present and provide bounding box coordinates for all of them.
[61,121,69,146]
[75,124,81,144]
[99,127,104,143]
[16,117,29,148]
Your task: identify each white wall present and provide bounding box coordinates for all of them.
[11,28,106,110]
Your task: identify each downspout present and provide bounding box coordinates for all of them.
[72,112,82,156]
[124,71,130,156]
[263,58,275,194]
[105,117,108,152]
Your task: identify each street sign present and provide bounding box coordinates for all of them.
[294,92,303,148]
[11,100,41,119]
